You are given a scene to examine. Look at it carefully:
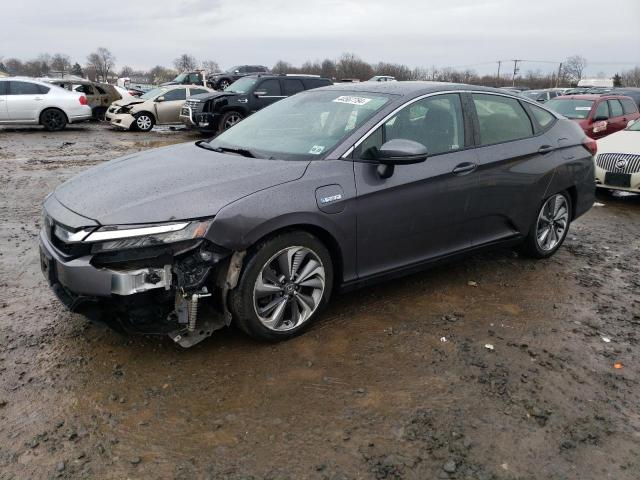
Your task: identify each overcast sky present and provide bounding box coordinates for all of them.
[2,0,639,76]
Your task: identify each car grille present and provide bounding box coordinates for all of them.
[184,100,203,113]
[596,153,640,174]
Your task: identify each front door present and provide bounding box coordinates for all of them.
[155,87,187,123]
[353,93,477,279]
[607,99,627,134]
[253,79,285,112]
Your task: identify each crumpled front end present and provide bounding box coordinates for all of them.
[39,197,243,348]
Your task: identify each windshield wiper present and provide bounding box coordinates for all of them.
[195,140,216,151]
[212,146,255,158]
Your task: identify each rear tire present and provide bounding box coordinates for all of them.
[40,108,67,131]
[520,192,572,259]
[132,112,155,132]
[217,79,231,90]
[230,231,333,342]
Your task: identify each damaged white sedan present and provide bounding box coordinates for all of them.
[106,84,211,131]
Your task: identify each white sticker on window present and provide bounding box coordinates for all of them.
[333,96,372,106]
[309,145,325,155]
[575,107,592,111]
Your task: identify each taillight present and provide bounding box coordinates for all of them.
[79,95,88,105]
[582,137,597,156]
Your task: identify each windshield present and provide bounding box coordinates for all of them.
[627,120,640,131]
[140,87,167,100]
[225,77,257,93]
[172,73,188,83]
[545,99,594,119]
[523,91,542,99]
[207,90,393,160]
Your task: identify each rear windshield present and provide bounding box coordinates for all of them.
[545,99,594,119]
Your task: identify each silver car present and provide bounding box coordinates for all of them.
[0,77,92,131]
[106,84,212,132]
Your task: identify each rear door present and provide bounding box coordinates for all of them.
[607,99,627,133]
[283,78,305,97]
[466,93,554,244]
[0,81,7,120]
[6,81,47,121]
[589,99,610,138]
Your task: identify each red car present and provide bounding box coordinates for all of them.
[545,94,640,139]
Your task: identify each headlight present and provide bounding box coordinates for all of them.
[86,220,212,253]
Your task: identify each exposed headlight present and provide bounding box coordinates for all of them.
[86,220,212,253]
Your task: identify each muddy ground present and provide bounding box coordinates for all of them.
[0,122,638,480]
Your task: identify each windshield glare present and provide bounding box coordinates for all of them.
[225,77,257,93]
[140,87,167,100]
[208,90,393,160]
[172,73,188,83]
[545,99,594,119]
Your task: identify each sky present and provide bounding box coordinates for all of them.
[2,0,639,76]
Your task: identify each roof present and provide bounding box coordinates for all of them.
[316,81,511,97]
[555,94,633,101]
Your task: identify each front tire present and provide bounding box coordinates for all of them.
[521,192,571,259]
[40,108,67,131]
[230,231,334,342]
[217,79,231,90]
[218,111,244,132]
[132,112,155,132]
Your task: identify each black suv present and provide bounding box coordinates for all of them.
[180,74,332,133]
[207,65,270,90]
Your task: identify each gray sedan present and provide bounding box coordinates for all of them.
[39,82,595,347]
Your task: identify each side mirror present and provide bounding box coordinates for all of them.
[254,90,267,97]
[234,70,240,74]
[376,139,428,178]
[156,96,165,102]
[593,115,608,122]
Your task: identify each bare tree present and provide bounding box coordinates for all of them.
[148,65,176,84]
[374,62,412,81]
[87,47,116,82]
[173,54,197,72]
[119,65,135,77]
[336,53,373,81]
[202,60,220,73]
[620,66,640,87]
[320,59,337,79]
[51,54,72,76]
[272,60,294,74]
[563,55,587,85]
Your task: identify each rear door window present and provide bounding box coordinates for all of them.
[257,79,281,96]
[8,81,47,95]
[163,88,187,101]
[594,101,609,119]
[472,93,534,145]
[608,99,624,117]
[0,81,7,95]
[528,104,556,130]
[284,79,304,96]
[621,98,638,114]
[189,88,208,96]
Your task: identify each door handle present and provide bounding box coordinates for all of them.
[452,162,477,175]
[34,97,43,101]
[537,145,555,154]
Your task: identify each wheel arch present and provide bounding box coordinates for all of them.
[134,110,156,122]
[38,107,69,125]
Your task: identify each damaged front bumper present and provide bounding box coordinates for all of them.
[39,218,244,348]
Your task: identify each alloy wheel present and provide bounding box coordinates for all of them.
[219,80,230,90]
[253,246,326,332]
[223,114,241,129]
[536,194,569,252]
[136,115,152,131]
[42,110,65,130]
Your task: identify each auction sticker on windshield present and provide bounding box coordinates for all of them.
[309,145,325,155]
[333,96,372,106]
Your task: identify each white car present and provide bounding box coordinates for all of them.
[595,120,640,193]
[0,77,92,131]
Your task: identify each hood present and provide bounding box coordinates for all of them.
[189,91,237,102]
[53,143,309,225]
[597,130,640,155]
[112,97,146,107]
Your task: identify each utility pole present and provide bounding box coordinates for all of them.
[496,61,502,86]
[511,59,521,87]
[555,62,563,88]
